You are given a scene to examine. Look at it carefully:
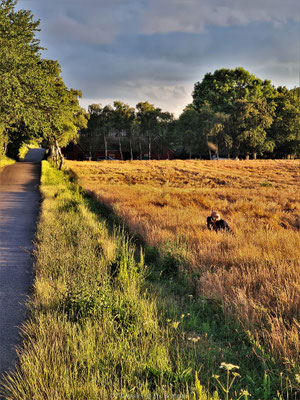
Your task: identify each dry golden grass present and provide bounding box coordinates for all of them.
[66,159,300,371]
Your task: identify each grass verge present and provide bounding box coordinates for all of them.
[0,156,15,171]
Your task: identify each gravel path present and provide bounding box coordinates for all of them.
[0,149,45,377]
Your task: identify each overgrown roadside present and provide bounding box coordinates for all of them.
[0,157,14,171]
[0,162,297,399]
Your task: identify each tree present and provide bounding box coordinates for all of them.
[192,68,277,158]
[39,60,88,168]
[193,67,276,114]
[177,106,202,158]
[0,1,87,163]
[270,87,300,158]
[0,0,42,155]
[157,111,174,159]
[80,104,103,158]
[231,98,275,158]
[113,101,135,160]
[136,101,163,159]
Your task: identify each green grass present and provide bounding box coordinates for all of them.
[0,156,15,170]
[0,161,298,399]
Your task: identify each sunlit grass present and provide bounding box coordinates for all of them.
[0,156,15,170]
[67,159,300,374]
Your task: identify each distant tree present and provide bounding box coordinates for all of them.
[193,67,276,114]
[270,87,300,158]
[80,104,103,158]
[83,104,115,160]
[136,101,163,159]
[192,68,277,158]
[113,101,135,160]
[230,98,276,159]
[157,112,174,159]
[177,106,202,158]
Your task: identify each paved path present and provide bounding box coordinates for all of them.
[0,149,45,377]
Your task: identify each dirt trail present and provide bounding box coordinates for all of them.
[0,149,45,377]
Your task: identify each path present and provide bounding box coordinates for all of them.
[0,148,45,377]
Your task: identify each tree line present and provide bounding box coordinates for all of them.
[1,1,299,165]
[80,101,174,160]
[82,71,299,160]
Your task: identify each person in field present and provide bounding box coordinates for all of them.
[207,211,230,232]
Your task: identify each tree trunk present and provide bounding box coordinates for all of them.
[118,134,123,160]
[104,135,108,160]
[148,133,151,160]
[253,152,257,160]
[139,136,142,159]
[55,140,64,170]
[129,138,133,160]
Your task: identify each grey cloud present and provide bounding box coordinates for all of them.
[20,0,300,44]
[16,0,300,115]
[140,0,300,34]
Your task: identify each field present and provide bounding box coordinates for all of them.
[66,159,300,374]
[2,160,299,399]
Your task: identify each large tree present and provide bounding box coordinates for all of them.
[39,60,88,168]
[192,68,277,158]
[0,0,42,155]
[231,98,275,158]
[192,67,276,114]
[270,87,300,158]
[0,0,87,163]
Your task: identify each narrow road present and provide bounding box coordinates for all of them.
[0,148,45,377]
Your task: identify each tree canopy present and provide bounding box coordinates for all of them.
[0,0,87,164]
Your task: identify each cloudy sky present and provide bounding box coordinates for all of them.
[17,0,300,116]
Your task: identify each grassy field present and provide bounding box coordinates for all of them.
[1,160,299,399]
[66,159,300,380]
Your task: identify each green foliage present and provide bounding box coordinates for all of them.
[190,67,299,158]
[0,0,87,161]
[269,87,300,157]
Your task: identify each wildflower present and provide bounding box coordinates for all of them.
[172,321,180,329]
[295,374,300,383]
[240,390,250,396]
[187,333,201,343]
[219,362,240,371]
[181,314,185,319]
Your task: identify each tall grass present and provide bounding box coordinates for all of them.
[66,159,300,378]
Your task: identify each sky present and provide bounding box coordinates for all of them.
[17,0,300,117]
